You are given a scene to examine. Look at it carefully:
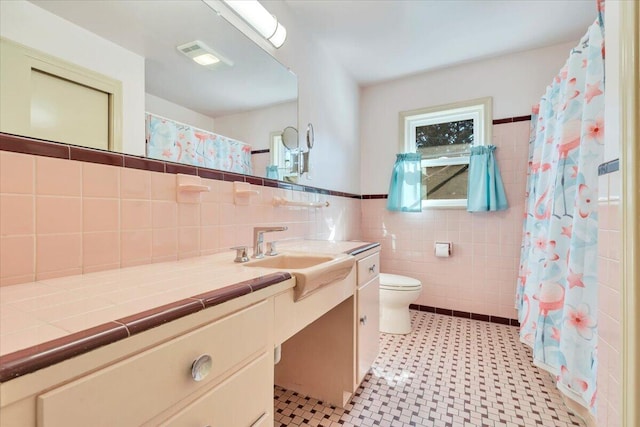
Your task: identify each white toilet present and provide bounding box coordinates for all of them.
[379,273,422,334]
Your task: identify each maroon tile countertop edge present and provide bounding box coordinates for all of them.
[192,283,253,308]
[246,272,293,292]
[0,272,293,383]
[345,242,381,256]
[0,322,129,383]
[117,298,205,336]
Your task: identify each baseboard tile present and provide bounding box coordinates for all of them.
[409,304,520,327]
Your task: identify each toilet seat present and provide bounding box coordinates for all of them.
[379,273,422,291]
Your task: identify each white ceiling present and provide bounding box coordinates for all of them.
[29,0,597,116]
[30,0,298,117]
[283,0,597,85]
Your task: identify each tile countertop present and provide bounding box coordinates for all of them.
[0,240,379,382]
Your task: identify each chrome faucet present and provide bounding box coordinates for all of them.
[253,226,287,258]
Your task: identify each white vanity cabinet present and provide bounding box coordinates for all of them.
[355,252,380,384]
[157,352,272,427]
[3,299,276,427]
[0,242,381,426]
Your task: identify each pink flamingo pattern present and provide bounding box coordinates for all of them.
[515,11,604,415]
[145,113,253,175]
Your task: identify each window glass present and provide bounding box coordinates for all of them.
[422,164,469,200]
[400,97,492,208]
[416,119,474,159]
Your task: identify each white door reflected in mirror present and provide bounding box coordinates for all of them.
[270,131,299,183]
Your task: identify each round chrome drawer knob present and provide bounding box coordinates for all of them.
[191,354,213,381]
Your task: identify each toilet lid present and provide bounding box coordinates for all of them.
[379,273,422,291]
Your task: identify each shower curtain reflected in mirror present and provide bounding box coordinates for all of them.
[516,9,604,413]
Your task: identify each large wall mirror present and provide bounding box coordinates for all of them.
[11,0,299,180]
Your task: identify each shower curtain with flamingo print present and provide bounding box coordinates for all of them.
[516,8,604,413]
[145,113,253,175]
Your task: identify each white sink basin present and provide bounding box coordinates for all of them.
[244,252,355,300]
[245,254,335,269]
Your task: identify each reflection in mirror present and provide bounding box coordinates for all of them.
[281,126,299,150]
[268,128,299,183]
[306,123,315,150]
[19,0,298,180]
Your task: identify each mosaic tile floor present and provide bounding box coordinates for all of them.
[274,310,585,427]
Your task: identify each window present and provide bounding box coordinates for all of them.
[400,97,492,208]
[269,131,298,180]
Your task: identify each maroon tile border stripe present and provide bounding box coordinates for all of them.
[0,272,292,383]
[251,149,270,154]
[409,304,520,327]
[0,133,70,159]
[0,132,361,200]
[1,116,529,201]
[492,114,531,125]
[124,155,165,172]
[70,146,124,167]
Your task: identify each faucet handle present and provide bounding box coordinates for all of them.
[266,241,278,256]
[231,246,249,263]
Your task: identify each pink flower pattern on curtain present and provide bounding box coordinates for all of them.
[516,9,605,413]
[145,113,253,175]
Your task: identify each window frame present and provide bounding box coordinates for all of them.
[399,97,492,209]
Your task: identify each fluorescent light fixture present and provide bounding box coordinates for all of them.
[193,53,220,66]
[177,40,233,70]
[222,0,287,48]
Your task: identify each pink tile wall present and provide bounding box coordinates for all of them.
[0,151,361,286]
[0,150,36,285]
[361,121,530,318]
[596,171,622,427]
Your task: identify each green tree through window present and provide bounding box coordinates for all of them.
[415,119,474,148]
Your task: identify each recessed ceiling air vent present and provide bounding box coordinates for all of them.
[177,40,233,70]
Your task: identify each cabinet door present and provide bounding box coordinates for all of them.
[357,276,380,385]
[160,352,272,427]
[37,301,270,427]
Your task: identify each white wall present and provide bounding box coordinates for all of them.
[213,0,361,193]
[145,93,216,132]
[0,0,146,156]
[215,101,297,150]
[359,42,576,195]
[603,2,621,165]
[1,0,361,193]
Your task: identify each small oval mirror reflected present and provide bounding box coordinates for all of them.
[281,126,298,151]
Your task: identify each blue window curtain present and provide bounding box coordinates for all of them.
[387,153,422,212]
[266,165,279,180]
[466,145,508,212]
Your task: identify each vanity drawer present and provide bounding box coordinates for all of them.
[159,352,272,427]
[356,252,379,286]
[37,300,271,427]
